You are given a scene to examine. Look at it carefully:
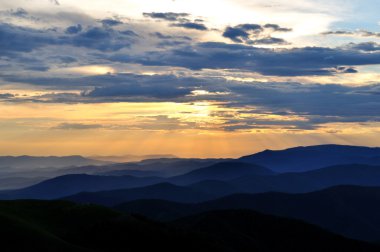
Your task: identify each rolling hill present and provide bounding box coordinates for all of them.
[0,174,163,200]
[240,144,380,172]
[169,161,274,185]
[230,164,380,193]
[63,183,215,206]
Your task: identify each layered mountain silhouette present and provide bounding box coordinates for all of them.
[58,158,227,177]
[116,185,380,242]
[240,144,380,172]
[3,163,380,201]
[2,144,380,249]
[229,164,380,193]
[0,174,163,199]
[64,183,216,206]
[0,200,378,252]
[89,154,178,163]
[169,161,274,185]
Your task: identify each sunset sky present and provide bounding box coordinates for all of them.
[1,0,380,157]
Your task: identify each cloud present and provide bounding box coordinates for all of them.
[346,42,380,52]
[222,23,291,44]
[263,24,292,32]
[49,0,60,5]
[69,26,135,51]
[3,71,380,130]
[52,123,103,130]
[0,93,14,99]
[171,22,208,31]
[100,18,123,27]
[111,42,380,76]
[143,12,208,31]
[65,24,83,34]
[223,24,262,43]
[248,37,288,45]
[151,32,192,47]
[0,22,138,59]
[85,84,192,99]
[143,12,190,22]
[322,30,380,38]
[151,32,192,41]
[0,23,54,56]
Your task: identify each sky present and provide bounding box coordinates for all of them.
[0,0,380,158]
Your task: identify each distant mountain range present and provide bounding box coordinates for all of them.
[0,174,162,199]
[0,155,108,170]
[2,162,380,201]
[59,163,380,208]
[57,158,228,177]
[240,144,380,172]
[169,161,274,185]
[89,154,178,163]
[2,144,380,246]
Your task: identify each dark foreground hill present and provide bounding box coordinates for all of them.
[116,185,380,242]
[240,144,380,172]
[0,201,378,252]
[172,210,380,252]
[0,200,225,252]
